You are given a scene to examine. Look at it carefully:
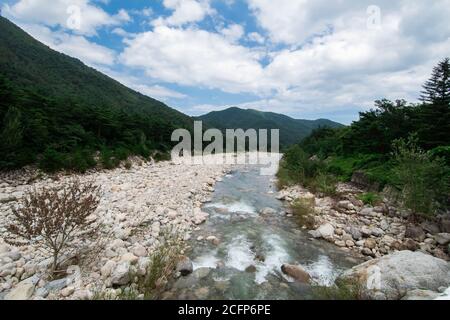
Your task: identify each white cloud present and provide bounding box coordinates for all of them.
[152,0,214,27]
[219,24,244,43]
[17,22,116,66]
[3,0,129,36]
[247,32,265,44]
[120,25,266,94]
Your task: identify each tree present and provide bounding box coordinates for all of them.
[6,180,100,274]
[420,57,450,105]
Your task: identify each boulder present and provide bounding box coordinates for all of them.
[281,264,311,283]
[339,251,450,300]
[4,281,35,300]
[111,261,131,286]
[176,256,193,276]
[101,260,117,278]
[440,219,450,233]
[405,225,426,242]
[421,222,441,235]
[435,233,450,246]
[359,208,374,216]
[346,226,362,240]
[402,239,420,251]
[364,238,377,250]
[316,223,334,239]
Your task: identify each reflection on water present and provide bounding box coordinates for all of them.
[167,166,361,300]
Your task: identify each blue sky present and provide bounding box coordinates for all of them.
[2,0,450,124]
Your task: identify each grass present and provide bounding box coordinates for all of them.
[311,279,369,300]
[307,172,338,197]
[357,192,383,206]
[291,198,316,229]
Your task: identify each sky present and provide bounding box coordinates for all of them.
[2,0,450,124]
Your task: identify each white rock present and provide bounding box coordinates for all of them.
[316,223,335,238]
[131,244,147,257]
[4,281,35,300]
[110,261,131,286]
[101,260,116,278]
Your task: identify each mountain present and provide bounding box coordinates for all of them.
[0,17,192,171]
[197,107,344,147]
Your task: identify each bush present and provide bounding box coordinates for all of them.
[358,192,382,206]
[308,171,338,197]
[392,136,450,217]
[291,198,316,228]
[6,180,100,274]
[153,151,171,162]
[311,279,368,300]
[39,148,66,172]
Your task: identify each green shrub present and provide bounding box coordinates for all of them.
[358,192,382,206]
[311,279,368,300]
[291,198,316,228]
[153,151,171,162]
[39,148,66,172]
[392,136,450,217]
[308,171,338,197]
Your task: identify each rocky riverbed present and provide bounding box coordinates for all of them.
[0,156,231,300]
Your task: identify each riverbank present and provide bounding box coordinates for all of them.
[0,156,232,300]
[278,182,450,262]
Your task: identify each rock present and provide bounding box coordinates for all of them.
[440,219,450,233]
[131,244,147,257]
[346,226,362,240]
[245,265,257,273]
[194,287,210,299]
[421,222,441,235]
[434,233,450,246]
[402,239,419,251]
[60,286,75,297]
[335,240,346,247]
[380,220,389,231]
[339,251,450,300]
[193,209,209,225]
[35,287,49,298]
[101,260,117,278]
[405,225,426,242]
[403,289,441,300]
[167,209,178,220]
[361,226,372,238]
[281,264,311,283]
[370,227,384,237]
[346,240,355,247]
[361,248,376,257]
[206,236,220,246]
[308,230,321,239]
[111,261,131,286]
[359,208,374,216]
[260,207,277,215]
[176,256,193,276]
[364,238,377,249]
[120,253,138,265]
[316,223,334,239]
[338,201,354,211]
[72,289,92,300]
[45,278,68,292]
[4,281,35,300]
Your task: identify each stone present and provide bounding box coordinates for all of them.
[260,207,277,215]
[308,230,321,239]
[434,233,450,246]
[346,240,355,247]
[193,209,209,225]
[35,287,49,298]
[131,244,147,257]
[111,261,131,286]
[440,219,450,233]
[194,287,210,299]
[206,236,220,246]
[101,260,116,278]
[380,219,389,231]
[281,264,311,283]
[335,240,346,247]
[402,239,419,251]
[347,226,362,240]
[45,278,68,292]
[421,222,441,235]
[60,286,75,297]
[176,256,193,276]
[433,248,449,261]
[370,227,384,237]
[359,208,374,216]
[364,238,377,249]
[362,248,376,257]
[245,265,257,273]
[339,251,450,300]
[316,223,334,239]
[361,226,372,238]
[403,289,441,300]
[405,225,426,242]
[337,201,354,211]
[121,253,139,265]
[4,281,35,300]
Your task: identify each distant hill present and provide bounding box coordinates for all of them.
[0,17,193,171]
[197,107,344,147]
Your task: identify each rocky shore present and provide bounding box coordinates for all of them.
[0,157,231,300]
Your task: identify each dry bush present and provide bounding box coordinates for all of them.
[291,198,316,229]
[6,179,101,274]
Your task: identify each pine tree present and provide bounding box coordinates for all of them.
[420,58,450,105]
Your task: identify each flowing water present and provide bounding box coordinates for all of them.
[166,165,362,300]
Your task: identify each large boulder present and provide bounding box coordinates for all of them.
[435,233,450,246]
[281,264,311,284]
[315,223,334,239]
[339,251,450,300]
[405,225,426,242]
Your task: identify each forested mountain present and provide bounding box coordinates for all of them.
[0,17,193,171]
[197,107,343,147]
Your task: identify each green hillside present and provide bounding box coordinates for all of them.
[0,17,193,171]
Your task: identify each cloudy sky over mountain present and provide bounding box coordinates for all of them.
[2,0,450,123]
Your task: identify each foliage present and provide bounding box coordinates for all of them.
[392,136,450,217]
[357,192,382,206]
[311,279,369,300]
[291,198,316,229]
[5,180,100,274]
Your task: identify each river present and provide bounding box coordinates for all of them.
[166,164,361,300]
